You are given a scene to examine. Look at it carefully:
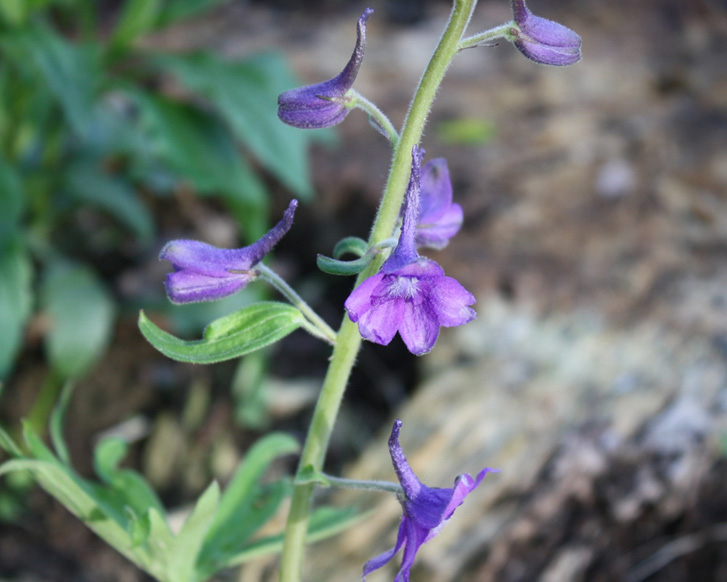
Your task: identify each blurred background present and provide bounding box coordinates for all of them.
[1,0,727,580]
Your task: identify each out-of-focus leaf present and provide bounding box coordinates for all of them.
[139,302,305,364]
[217,505,365,567]
[0,0,26,26]
[154,51,324,199]
[132,92,267,209]
[168,482,220,582]
[0,156,24,228]
[41,263,116,379]
[110,0,163,50]
[156,0,232,28]
[6,26,101,134]
[0,234,32,380]
[49,381,74,465]
[64,160,154,241]
[435,117,496,146]
[196,432,298,576]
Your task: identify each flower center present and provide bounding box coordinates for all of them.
[388,275,420,299]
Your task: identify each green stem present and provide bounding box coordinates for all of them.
[298,469,404,495]
[351,91,400,145]
[458,22,513,50]
[278,2,479,580]
[256,263,337,344]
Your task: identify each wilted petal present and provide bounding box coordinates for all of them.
[509,0,582,66]
[416,158,463,249]
[277,9,373,128]
[363,420,497,582]
[164,270,249,305]
[416,202,463,250]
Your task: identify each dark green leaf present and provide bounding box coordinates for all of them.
[153,51,326,199]
[64,160,154,241]
[0,234,32,380]
[9,26,101,134]
[0,156,24,228]
[156,0,232,28]
[139,302,305,364]
[41,263,116,379]
[132,92,267,210]
[110,0,163,50]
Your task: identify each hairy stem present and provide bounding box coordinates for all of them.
[278,2,479,580]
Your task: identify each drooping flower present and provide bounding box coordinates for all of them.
[277,8,373,129]
[416,158,463,250]
[363,420,497,582]
[345,147,476,355]
[507,0,582,66]
[160,200,297,304]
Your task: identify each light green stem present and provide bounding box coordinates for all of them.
[351,90,400,145]
[278,2,479,580]
[256,263,337,344]
[299,469,404,495]
[458,22,513,50]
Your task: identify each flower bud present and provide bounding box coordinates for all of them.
[277,9,373,129]
[508,0,581,66]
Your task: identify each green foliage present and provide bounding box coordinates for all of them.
[0,0,323,380]
[139,302,306,364]
[0,387,362,582]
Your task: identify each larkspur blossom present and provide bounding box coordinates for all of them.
[345,147,476,355]
[160,200,297,304]
[363,420,497,582]
[507,0,582,66]
[416,158,463,250]
[277,8,373,129]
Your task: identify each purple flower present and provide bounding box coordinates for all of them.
[345,147,475,355]
[277,9,373,129]
[508,0,582,66]
[363,420,497,582]
[160,200,297,304]
[416,158,463,250]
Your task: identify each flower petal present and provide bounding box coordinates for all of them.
[362,517,408,580]
[416,202,463,250]
[344,273,386,322]
[418,158,453,221]
[398,299,440,355]
[442,467,498,521]
[427,275,477,327]
[356,296,404,345]
[393,517,429,582]
[164,270,249,304]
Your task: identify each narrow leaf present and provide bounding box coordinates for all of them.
[139,303,305,364]
[0,234,32,380]
[110,0,163,49]
[317,254,371,276]
[333,237,368,259]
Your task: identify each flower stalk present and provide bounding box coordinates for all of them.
[278,1,480,579]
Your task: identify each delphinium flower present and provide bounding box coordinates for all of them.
[277,8,373,129]
[160,200,297,304]
[345,147,476,355]
[363,419,496,581]
[507,0,582,66]
[415,158,463,250]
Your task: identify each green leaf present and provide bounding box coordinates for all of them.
[110,0,163,50]
[333,237,368,259]
[41,263,116,379]
[0,234,32,380]
[94,437,129,483]
[9,26,101,134]
[152,51,325,199]
[49,381,75,464]
[316,253,370,276]
[218,506,365,567]
[168,482,220,582]
[435,117,496,146]
[132,92,267,210]
[64,160,154,241]
[0,155,24,229]
[156,0,233,28]
[139,302,305,364]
